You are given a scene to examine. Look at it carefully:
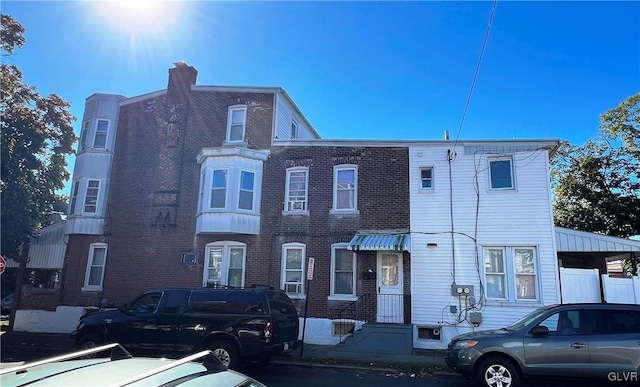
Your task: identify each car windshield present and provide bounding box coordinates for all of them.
[504,307,550,330]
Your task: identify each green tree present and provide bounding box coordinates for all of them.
[552,93,640,274]
[1,14,77,260]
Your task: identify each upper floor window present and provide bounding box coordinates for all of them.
[83,180,100,214]
[79,121,89,152]
[291,120,298,139]
[83,243,107,290]
[333,165,358,212]
[204,242,246,288]
[282,243,305,298]
[285,167,308,212]
[484,246,538,302]
[330,244,356,299]
[211,169,227,209]
[239,171,255,210]
[227,106,247,143]
[69,181,79,214]
[93,119,109,149]
[488,156,514,190]
[420,167,434,189]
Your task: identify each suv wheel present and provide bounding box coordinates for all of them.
[476,356,519,387]
[210,341,238,369]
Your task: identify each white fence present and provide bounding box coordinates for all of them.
[560,267,601,303]
[602,275,640,304]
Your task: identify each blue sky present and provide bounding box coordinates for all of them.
[3,1,639,195]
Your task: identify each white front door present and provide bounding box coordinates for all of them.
[377,252,403,323]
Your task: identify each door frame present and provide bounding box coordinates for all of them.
[376,251,404,323]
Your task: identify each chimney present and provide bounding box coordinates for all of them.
[167,62,197,100]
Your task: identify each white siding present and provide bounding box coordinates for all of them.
[409,144,559,349]
[274,92,317,140]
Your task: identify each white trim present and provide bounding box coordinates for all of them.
[284,167,309,213]
[238,170,255,211]
[82,179,101,215]
[419,166,434,191]
[487,155,515,190]
[272,139,560,149]
[119,90,167,106]
[330,243,356,298]
[92,119,111,150]
[483,246,540,303]
[196,147,270,163]
[281,243,306,298]
[82,243,107,291]
[226,105,247,143]
[332,164,358,213]
[203,241,247,288]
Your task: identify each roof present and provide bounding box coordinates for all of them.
[555,227,640,253]
[348,233,410,252]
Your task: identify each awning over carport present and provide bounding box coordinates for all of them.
[348,233,410,252]
[555,227,640,253]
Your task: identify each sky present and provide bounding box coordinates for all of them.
[2,1,639,196]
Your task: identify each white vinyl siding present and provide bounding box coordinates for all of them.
[282,243,305,298]
[83,243,107,290]
[285,167,308,212]
[274,93,319,140]
[226,106,247,143]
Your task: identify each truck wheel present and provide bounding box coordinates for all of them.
[210,341,238,369]
[77,334,103,358]
[475,356,519,387]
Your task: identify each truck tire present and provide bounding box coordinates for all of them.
[209,340,238,369]
[77,334,103,358]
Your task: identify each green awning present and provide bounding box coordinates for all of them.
[347,234,410,252]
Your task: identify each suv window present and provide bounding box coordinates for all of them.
[188,290,265,314]
[163,291,189,314]
[266,290,297,315]
[539,310,580,335]
[592,309,640,335]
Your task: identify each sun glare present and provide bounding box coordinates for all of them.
[93,0,183,36]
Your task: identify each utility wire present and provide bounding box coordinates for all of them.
[452,0,498,152]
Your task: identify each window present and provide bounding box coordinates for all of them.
[93,119,109,149]
[83,243,107,290]
[203,242,246,288]
[69,181,79,214]
[420,167,433,189]
[238,171,254,210]
[83,180,100,214]
[291,120,298,139]
[484,246,538,302]
[539,310,581,335]
[331,244,356,298]
[282,243,305,297]
[198,172,205,212]
[211,169,227,209]
[333,165,357,211]
[489,156,514,189]
[79,121,89,152]
[285,168,308,212]
[227,106,247,143]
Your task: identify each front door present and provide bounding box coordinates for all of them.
[376,252,403,323]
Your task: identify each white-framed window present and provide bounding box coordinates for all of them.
[238,171,255,211]
[484,246,538,302]
[211,169,227,209]
[488,156,514,190]
[93,119,109,149]
[333,164,358,212]
[291,120,298,139]
[203,242,246,288]
[198,172,205,212]
[83,180,100,214]
[282,243,305,298]
[285,167,308,212]
[69,181,79,215]
[79,121,89,152]
[226,106,247,143]
[330,243,356,299]
[420,167,434,189]
[83,243,107,290]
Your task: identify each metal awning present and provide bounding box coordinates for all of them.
[347,233,410,252]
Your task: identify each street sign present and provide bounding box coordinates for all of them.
[306,257,315,280]
[0,255,5,274]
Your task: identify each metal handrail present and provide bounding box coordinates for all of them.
[0,343,132,375]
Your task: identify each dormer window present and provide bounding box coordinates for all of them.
[227,106,247,143]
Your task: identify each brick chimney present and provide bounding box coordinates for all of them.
[167,62,197,100]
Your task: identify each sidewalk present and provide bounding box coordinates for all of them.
[0,330,448,371]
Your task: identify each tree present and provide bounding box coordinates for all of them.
[1,14,77,260]
[552,93,640,274]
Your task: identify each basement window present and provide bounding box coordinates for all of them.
[332,321,355,336]
[417,326,442,341]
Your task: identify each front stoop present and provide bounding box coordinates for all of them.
[337,323,413,355]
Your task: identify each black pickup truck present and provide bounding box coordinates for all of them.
[71,287,300,369]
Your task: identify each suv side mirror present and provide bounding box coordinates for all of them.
[531,325,549,337]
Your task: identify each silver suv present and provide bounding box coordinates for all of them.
[445,303,640,387]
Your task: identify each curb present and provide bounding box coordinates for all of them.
[271,359,398,373]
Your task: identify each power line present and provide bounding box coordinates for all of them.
[452,0,498,152]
